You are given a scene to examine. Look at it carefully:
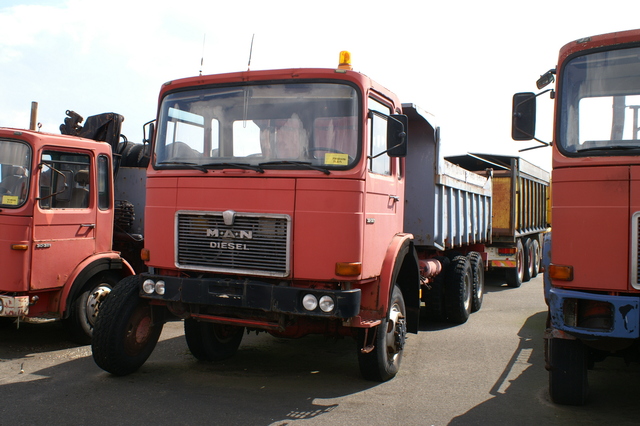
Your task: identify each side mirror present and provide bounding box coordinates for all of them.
[512,92,536,141]
[387,114,408,157]
[143,120,156,145]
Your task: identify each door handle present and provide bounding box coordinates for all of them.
[80,223,96,228]
[389,195,400,203]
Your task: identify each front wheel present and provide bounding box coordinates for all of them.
[91,275,164,376]
[548,337,589,405]
[64,273,118,344]
[357,285,406,382]
[184,318,244,362]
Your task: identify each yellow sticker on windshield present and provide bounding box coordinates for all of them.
[324,153,349,165]
[2,195,19,205]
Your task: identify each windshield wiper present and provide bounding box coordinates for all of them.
[259,160,331,175]
[202,162,265,173]
[158,161,208,173]
[577,145,640,153]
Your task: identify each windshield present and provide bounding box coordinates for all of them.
[559,45,640,154]
[154,82,360,171]
[0,139,31,208]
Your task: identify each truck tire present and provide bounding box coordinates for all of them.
[523,238,534,282]
[531,239,540,278]
[444,255,473,324]
[548,337,589,405]
[468,252,484,312]
[64,273,118,345]
[505,239,524,288]
[91,275,164,376]
[357,285,406,382]
[184,318,244,362]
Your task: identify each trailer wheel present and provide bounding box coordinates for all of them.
[548,337,589,405]
[444,255,473,324]
[506,239,524,288]
[468,252,484,312]
[357,285,406,382]
[91,275,164,376]
[184,318,244,362]
[531,239,540,278]
[64,273,118,344]
[523,238,534,282]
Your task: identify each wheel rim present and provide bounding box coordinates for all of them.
[463,272,472,312]
[212,324,242,343]
[85,284,112,327]
[124,305,154,356]
[385,302,406,362]
[476,267,484,300]
[517,246,525,281]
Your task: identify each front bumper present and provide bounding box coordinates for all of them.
[138,273,361,319]
[0,294,29,317]
[548,286,640,339]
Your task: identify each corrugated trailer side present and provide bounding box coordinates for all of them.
[402,105,492,250]
[445,153,550,288]
[401,104,492,324]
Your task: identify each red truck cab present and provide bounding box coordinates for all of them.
[92,55,422,381]
[512,29,640,405]
[0,128,135,342]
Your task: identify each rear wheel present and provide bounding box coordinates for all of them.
[548,337,589,405]
[523,238,534,282]
[91,275,164,376]
[184,319,244,362]
[358,285,406,382]
[444,255,473,324]
[506,239,524,288]
[468,252,484,312]
[531,238,540,278]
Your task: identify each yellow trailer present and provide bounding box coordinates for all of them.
[446,153,550,287]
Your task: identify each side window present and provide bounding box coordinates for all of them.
[39,151,91,209]
[98,155,110,210]
[368,98,391,176]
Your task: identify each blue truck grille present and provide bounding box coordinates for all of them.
[176,210,291,277]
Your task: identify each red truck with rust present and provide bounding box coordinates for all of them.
[92,53,494,381]
[512,28,640,404]
[0,111,148,342]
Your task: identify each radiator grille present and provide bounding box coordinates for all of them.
[176,210,290,277]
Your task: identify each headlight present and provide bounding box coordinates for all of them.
[319,295,335,313]
[142,279,156,294]
[0,298,3,314]
[302,294,318,311]
[155,280,166,295]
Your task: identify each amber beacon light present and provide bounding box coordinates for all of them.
[338,51,353,70]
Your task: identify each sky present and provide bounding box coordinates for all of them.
[1,0,639,172]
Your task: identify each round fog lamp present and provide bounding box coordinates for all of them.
[142,279,156,294]
[302,294,318,311]
[319,295,335,313]
[155,280,166,295]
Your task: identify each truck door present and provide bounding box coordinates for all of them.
[30,149,96,290]
[363,97,403,278]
